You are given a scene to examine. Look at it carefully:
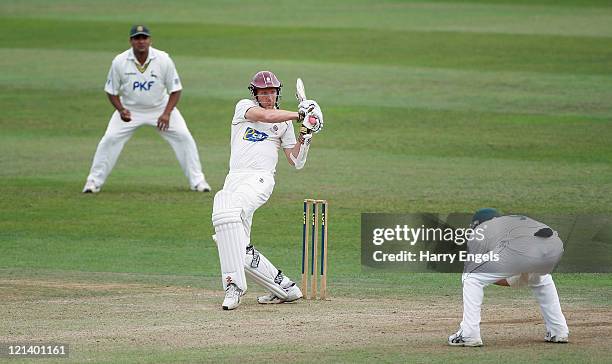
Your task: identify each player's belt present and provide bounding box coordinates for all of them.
[534,228,554,238]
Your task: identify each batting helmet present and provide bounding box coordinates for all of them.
[248,71,282,108]
[470,208,501,228]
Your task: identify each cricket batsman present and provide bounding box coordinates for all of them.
[82,25,210,193]
[448,208,569,346]
[211,71,323,310]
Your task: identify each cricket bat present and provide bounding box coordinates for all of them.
[296,78,317,130]
[296,78,307,102]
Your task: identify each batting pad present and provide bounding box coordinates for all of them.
[245,247,288,299]
[212,191,248,292]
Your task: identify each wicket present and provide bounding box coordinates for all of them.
[302,199,329,300]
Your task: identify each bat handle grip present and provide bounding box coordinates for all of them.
[300,125,313,135]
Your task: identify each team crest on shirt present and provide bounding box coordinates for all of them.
[267,124,280,135]
[243,127,269,142]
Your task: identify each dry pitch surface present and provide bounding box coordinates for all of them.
[2,272,611,363]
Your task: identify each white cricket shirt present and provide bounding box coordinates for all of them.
[229,99,297,174]
[104,47,182,110]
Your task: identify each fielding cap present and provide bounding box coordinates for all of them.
[130,25,151,38]
[471,208,501,228]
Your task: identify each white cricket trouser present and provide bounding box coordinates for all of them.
[86,107,205,188]
[214,171,287,291]
[222,171,275,240]
[460,272,569,339]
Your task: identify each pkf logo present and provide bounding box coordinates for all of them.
[133,80,154,91]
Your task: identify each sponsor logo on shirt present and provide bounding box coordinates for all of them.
[132,80,155,91]
[243,127,269,142]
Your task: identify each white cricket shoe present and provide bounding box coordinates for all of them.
[545,332,569,343]
[448,330,483,347]
[82,179,100,193]
[257,283,303,304]
[222,283,242,310]
[193,180,211,192]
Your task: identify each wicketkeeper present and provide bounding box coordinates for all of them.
[449,208,569,346]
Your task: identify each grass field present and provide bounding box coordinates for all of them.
[1,0,611,362]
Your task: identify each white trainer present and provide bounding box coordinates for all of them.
[257,283,303,304]
[222,283,242,310]
[448,330,483,347]
[193,180,211,192]
[545,332,569,343]
[82,179,100,193]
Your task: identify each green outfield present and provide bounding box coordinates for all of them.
[1,0,611,363]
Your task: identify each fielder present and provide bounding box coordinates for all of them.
[449,208,569,346]
[83,25,210,193]
[211,71,323,310]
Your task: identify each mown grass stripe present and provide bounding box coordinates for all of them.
[1,17,611,74]
[2,48,611,118]
[1,0,612,37]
